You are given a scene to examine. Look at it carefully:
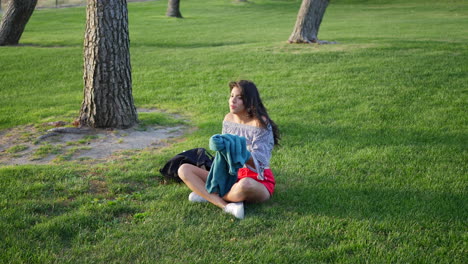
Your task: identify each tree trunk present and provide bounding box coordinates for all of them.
[0,0,38,46]
[288,0,333,44]
[166,0,182,18]
[79,0,138,129]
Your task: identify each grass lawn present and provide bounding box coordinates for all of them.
[0,0,467,262]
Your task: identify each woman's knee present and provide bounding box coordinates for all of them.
[235,178,270,202]
[177,163,193,181]
[236,178,257,194]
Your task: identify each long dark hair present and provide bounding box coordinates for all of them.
[229,80,280,145]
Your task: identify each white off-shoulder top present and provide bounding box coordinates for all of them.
[222,120,274,180]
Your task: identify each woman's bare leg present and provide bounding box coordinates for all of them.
[223,178,271,203]
[178,164,228,209]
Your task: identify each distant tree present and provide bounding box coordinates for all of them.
[79,0,138,129]
[0,0,37,46]
[288,0,334,44]
[166,0,182,18]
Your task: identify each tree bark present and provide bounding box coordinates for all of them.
[288,0,333,44]
[79,0,138,129]
[166,0,182,18]
[0,0,38,46]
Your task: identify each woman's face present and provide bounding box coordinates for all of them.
[229,86,246,115]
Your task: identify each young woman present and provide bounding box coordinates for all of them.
[178,80,280,219]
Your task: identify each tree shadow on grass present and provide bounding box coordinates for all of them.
[268,121,467,223]
[274,176,467,224]
[16,40,248,49]
[132,40,248,49]
[15,43,81,48]
[337,38,468,46]
[281,120,466,149]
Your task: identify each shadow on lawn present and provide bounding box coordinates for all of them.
[133,40,248,49]
[18,40,249,49]
[270,121,467,222]
[275,178,467,223]
[281,120,465,148]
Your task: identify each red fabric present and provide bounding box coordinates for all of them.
[237,167,276,196]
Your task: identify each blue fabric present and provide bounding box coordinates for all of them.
[205,134,251,197]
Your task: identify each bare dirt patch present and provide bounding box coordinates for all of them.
[0,110,189,166]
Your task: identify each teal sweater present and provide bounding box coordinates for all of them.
[205,134,251,197]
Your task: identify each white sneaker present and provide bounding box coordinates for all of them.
[224,202,244,219]
[188,192,208,203]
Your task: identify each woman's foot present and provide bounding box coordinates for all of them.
[188,192,244,219]
[188,192,208,203]
[224,202,244,219]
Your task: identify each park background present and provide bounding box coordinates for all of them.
[0,0,467,263]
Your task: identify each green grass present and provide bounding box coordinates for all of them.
[31,143,63,160]
[138,111,186,126]
[5,144,29,154]
[0,0,467,263]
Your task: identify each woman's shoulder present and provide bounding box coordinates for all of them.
[223,113,234,122]
[223,113,266,128]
